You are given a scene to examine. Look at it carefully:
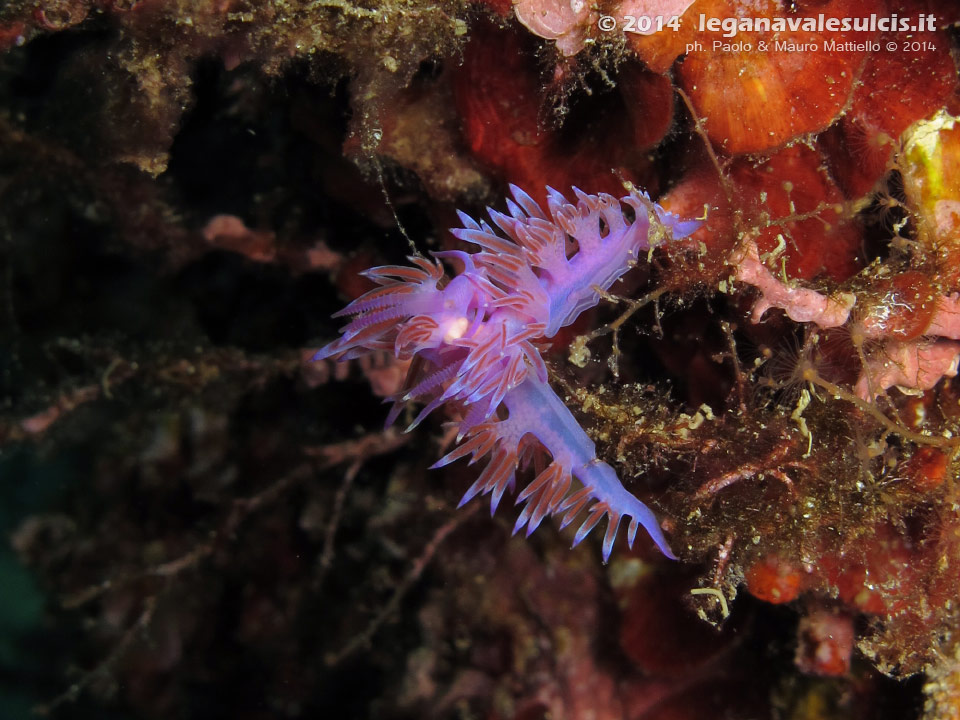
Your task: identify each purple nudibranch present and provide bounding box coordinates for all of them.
[315,185,700,561]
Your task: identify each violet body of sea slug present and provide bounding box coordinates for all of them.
[316,185,700,561]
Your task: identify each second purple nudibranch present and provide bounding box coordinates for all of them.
[316,185,700,561]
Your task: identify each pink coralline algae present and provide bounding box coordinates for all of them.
[513,0,594,57]
[732,238,960,400]
[855,339,960,401]
[731,240,855,327]
[316,185,700,560]
[513,0,697,56]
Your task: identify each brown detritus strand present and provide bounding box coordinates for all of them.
[38,426,410,710]
[34,595,159,717]
[323,503,477,667]
[693,436,810,501]
[306,429,410,594]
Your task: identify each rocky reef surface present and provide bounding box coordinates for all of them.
[2,1,960,718]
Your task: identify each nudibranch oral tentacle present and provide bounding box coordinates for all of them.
[315,185,700,561]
